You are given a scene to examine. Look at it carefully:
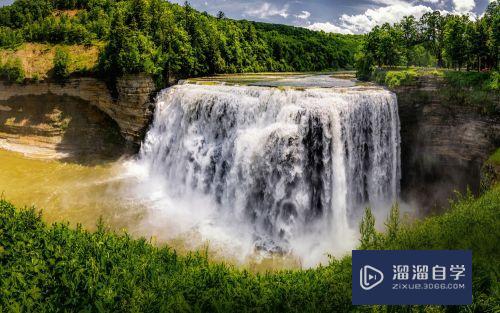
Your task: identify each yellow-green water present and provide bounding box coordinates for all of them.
[0,148,300,271]
[0,148,144,231]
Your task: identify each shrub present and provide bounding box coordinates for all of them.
[0,184,499,312]
[383,70,417,87]
[0,26,23,48]
[371,69,418,87]
[0,57,25,83]
[485,71,499,91]
[53,47,70,79]
[355,52,374,81]
[443,71,492,90]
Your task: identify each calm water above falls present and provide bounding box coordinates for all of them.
[0,81,401,268]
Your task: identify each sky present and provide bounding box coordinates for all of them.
[0,0,496,34]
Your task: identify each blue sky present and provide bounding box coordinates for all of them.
[0,0,495,33]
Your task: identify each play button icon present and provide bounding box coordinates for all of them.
[360,265,384,290]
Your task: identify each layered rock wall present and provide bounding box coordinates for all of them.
[393,76,500,211]
[0,74,155,146]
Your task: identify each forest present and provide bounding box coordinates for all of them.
[356,1,500,80]
[0,0,361,86]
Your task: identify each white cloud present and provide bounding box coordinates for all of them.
[306,0,445,35]
[306,22,353,34]
[245,2,289,19]
[452,0,475,14]
[296,10,311,20]
[339,3,433,33]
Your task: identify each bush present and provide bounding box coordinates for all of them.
[360,186,500,312]
[0,26,23,48]
[1,184,499,312]
[370,69,418,87]
[0,57,25,83]
[355,52,374,81]
[53,47,70,79]
[384,70,417,87]
[485,71,499,91]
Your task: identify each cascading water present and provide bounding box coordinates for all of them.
[128,83,400,266]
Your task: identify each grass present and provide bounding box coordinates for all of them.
[370,68,499,115]
[0,43,102,80]
[488,148,500,166]
[0,184,499,312]
[370,67,498,90]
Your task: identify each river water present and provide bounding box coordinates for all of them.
[0,75,400,269]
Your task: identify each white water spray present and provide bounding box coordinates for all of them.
[127,84,400,266]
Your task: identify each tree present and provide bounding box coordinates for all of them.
[217,11,225,19]
[129,0,150,31]
[443,15,468,70]
[373,23,403,67]
[385,203,400,244]
[420,11,446,67]
[359,208,379,249]
[99,8,158,76]
[484,0,500,69]
[397,16,418,67]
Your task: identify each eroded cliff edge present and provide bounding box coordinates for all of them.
[392,76,500,212]
[1,74,498,212]
[0,74,155,162]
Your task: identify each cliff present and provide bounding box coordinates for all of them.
[0,75,155,161]
[393,76,500,211]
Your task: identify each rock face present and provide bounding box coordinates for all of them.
[393,76,500,212]
[0,74,156,147]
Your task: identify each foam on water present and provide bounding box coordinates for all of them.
[126,84,400,267]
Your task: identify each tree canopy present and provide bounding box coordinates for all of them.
[357,1,500,79]
[0,0,362,86]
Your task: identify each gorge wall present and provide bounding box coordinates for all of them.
[393,76,500,212]
[1,73,498,213]
[0,74,155,161]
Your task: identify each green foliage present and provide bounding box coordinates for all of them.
[363,23,403,68]
[384,203,400,244]
[481,149,500,192]
[0,0,362,85]
[486,71,499,91]
[0,199,353,312]
[355,51,375,81]
[370,69,418,88]
[443,70,495,90]
[53,47,70,79]
[372,69,498,115]
[359,207,380,249]
[1,185,499,311]
[362,186,500,312]
[443,15,469,70]
[0,57,25,83]
[487,148,500,165]
[357,1,500,78]
[0,26,23,48]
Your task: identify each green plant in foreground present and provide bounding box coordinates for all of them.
[0,185,499,312]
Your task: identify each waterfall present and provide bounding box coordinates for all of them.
[131,84,400,264]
